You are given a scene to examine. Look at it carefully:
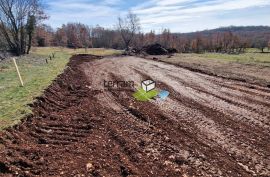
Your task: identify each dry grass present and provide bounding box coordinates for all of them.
[31,47,123,56]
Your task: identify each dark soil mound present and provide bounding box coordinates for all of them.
[142,43,168,55]
[123,44,178,56]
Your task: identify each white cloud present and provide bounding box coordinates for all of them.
[135,0,270,15]
[154,0,195,6]
[132,0,270,32]
[44,0,270,32]
[45,0,121,28]
[134,5,184,14]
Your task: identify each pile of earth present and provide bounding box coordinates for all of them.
[142,43,169,55]
[125,43,178,56]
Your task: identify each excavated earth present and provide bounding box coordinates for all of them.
[0,55,270,177]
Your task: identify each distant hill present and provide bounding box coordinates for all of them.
[174,26,270,48]
[178,26,270,36]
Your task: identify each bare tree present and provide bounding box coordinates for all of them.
[254,38,268,53]
[0,0,45,55]
[117,11,140,50]
[54,27,67,48]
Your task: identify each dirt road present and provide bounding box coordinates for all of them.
[0,55,269,177]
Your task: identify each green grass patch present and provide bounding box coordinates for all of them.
[195,50,270,66]
[0,52,70,129]
[132,88,159,102]
[0,47,122,130]
[198,53,269,61]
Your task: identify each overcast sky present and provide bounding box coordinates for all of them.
[44,0,270,33]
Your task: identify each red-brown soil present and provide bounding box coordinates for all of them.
[0,55,269,177]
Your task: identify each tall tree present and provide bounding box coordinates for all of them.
[54,27,68,47]
[144,30,156,45]
[26,14,36,54]
[254,38,268,53]
[79,24,91,50]
[34,24,54,47]
[117,11,140,50]
[0,0,45,55]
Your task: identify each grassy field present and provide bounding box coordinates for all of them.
[0,47,122,130]
[31,47,122,56]
[197,52,270,66]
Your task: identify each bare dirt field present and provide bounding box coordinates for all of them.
[0,55,270,176]
[151,53,270,87]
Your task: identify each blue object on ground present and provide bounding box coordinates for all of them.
[158,90,169,100]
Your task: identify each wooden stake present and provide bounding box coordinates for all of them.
[12,58,24,87]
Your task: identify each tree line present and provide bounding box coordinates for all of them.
[32,24,270,53]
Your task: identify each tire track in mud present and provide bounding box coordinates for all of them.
[166,74,270,128]
[141,61,270,132]
[0,55,269,176]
